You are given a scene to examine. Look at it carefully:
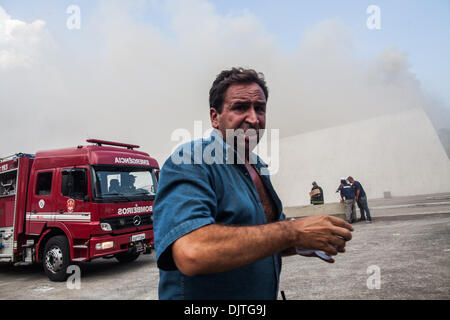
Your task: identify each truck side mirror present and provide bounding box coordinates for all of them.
[155,169,160,181]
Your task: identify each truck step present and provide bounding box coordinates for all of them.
[72,258,88,262]
[73,245,88,249]
[13,262,32,266]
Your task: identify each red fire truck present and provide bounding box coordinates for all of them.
[0,139,159,281]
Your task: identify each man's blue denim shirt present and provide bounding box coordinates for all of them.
[154,130,286,300]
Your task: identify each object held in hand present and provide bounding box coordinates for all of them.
[295,246,337,262]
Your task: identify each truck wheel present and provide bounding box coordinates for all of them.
[43,235,70,282]
[115,251,140,263]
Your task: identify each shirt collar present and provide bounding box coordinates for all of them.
[209,129,267,171]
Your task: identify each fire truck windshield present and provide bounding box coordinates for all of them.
[92,166,157,202]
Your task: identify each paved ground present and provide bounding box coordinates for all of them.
[280,213,450,300]
[0,193,449,300]
[0,252,159,300]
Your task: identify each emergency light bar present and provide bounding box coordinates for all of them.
[86,139,140,150]
[0,153,34,162]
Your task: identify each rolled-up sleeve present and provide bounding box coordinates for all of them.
[153,154,217,271]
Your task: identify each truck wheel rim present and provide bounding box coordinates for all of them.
[45,247,64,273]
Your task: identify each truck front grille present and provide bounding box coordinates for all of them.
[101,214,153,230]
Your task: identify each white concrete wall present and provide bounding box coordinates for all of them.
[268,107,450,207]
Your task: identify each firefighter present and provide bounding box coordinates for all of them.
[338,178,357,224]
[310,181,324,205]
[121,173,137,193]
[109,179,120,193]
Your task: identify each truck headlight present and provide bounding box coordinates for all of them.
[100,223,112,231]
[95,241,114,250]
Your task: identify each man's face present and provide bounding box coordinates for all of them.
[348,177,354,184]
[210,82,266,154]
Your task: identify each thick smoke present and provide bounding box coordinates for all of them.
[0,1,447,163]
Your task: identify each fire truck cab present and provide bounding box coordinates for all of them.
[0,139,159,281]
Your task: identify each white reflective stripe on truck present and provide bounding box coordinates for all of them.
[25,212,91,222]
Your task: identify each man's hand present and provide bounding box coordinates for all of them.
[291,215,353,257]
[172,215,353,276]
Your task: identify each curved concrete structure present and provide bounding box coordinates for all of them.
[269,108,450,207]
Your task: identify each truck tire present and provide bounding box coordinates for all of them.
[43,235,71,282]
[115,251,140,263]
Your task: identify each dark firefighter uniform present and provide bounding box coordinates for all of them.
[310,185,324,205]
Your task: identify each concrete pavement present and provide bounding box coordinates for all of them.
[284,192,450,220]
[279,193,450,299]
[0,192,449,300]
[279,213,450,300]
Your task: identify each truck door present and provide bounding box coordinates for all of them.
[0,166,18,262]
[28,169,56,234]
[55,167,91,225]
